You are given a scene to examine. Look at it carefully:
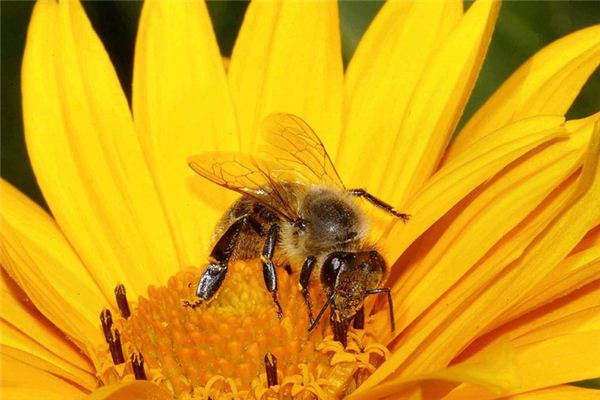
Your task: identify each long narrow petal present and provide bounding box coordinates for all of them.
[337,0,463,189]
[399,117,600,376]
[370,170,578,390]
[133,0,239,266]
[349,339,520,400]
[359,0,499,206]
[448,25,600,161]
[1,270,96,390]
[458,281,599,366]
[1,356,88,399]
[509,386,600,400]
[382,285,600,400]
[443,330,600,399]
[0,180,106,355]
[228,0,343,154]
[447,385,600,400]
[365,117,596,390]
[506,330,600,392]
[382,116,566,261]
[22,0,179,299]
[381,117,584,336]
[572,224,600,252]
[86,381,171,400]
[500,244,600,324]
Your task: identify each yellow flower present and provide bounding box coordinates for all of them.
[1,0,599,399]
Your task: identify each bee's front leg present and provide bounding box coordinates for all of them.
[330,309,349,348]
[299,256,317,324]
[348,188,410,222]
[261,224,283,319]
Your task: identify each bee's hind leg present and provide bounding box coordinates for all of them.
[261,224,283,319]
[185,215,262,308]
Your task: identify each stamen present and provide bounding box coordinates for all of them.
[264,353,278,387]
[106,328,125,365]
[131,352,146,380]
[114,283,131,318]
[114,330,125,364]
[100,309,113,342]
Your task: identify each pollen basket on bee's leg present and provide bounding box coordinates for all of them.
[96,260,390,399]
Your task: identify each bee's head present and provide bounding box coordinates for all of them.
[320,250,386,321]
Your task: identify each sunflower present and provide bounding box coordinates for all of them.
[1,0,599,399]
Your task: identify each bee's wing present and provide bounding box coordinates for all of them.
[258,113,345,188]
[188,152,302,222]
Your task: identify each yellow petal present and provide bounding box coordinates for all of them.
[338,0,463,190]
[571,224,600,253]
[500,244,600,325]
[499,386,600,400]
[512,304,600,349]
[356,0,499,207]
[371,168,578,388]
[365,116,596,389]
[133,0,238,267]
[447,385,600,400]
[22,0,179,299]
[86,381,171,400]
[386,117,585,338]
[228,0,343,154]
[1,355,88,399]
[462,281,599,362]
[350,339,519,399]
[383,116,566,262]
[1,271,96,390]
[0,180,106,356]
[401,116,600,376]
[422,304,600,399]
[448,25,600,161]
[426,339,520,396]
[444,331,600,399]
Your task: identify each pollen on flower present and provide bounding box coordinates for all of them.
[95,261,389,399]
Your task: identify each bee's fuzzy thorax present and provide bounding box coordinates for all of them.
[278,184,370,269]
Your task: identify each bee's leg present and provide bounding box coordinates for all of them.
[366,287,395,332]
[352,306,365,330]
[299,256,317,324]
[348,188,410,222]
[261,224,283,319]
[186,215,262,308]
[330,310,348,347]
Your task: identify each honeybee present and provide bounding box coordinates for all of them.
[184,113,409,344]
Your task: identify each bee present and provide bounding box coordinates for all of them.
[184,113,409,343]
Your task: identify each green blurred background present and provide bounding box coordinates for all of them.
[0,0,599,389]
[2,1,599,208]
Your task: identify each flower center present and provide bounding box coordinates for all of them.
[96,261,389,399]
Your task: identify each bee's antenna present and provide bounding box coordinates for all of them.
[308,292,336,333]
[366,287,395,332]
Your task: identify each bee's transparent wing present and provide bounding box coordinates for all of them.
[188,152,302,222]
[258,113,345,188]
